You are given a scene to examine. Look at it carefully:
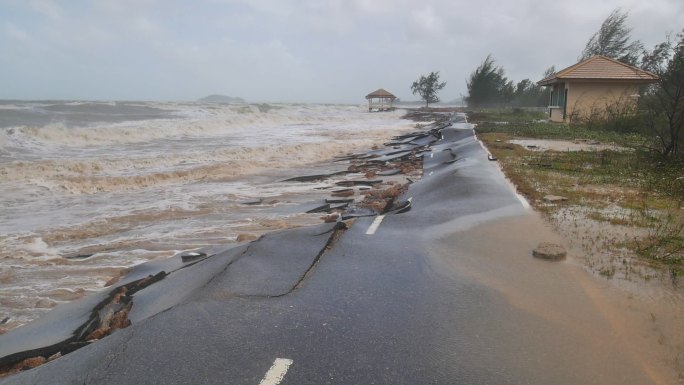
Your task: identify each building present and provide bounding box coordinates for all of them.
[538,55,659,123]
[365,88,397,112]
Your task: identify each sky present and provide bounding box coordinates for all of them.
[1,0,683,103]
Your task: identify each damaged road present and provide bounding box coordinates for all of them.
[0,113,667,384]
[0,222,346,378]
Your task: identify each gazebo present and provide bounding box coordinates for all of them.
[365,88,397,112]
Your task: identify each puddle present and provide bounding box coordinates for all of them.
[510,138,629,152]
[427,212,684,384]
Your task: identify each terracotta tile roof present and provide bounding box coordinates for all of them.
[365,88,397,99]
[538,56,659,86]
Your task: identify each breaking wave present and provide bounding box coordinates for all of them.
[0,103,406,148]
[2,126,404,195]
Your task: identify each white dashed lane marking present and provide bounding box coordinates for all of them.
[365,215,385,235]
[258,358,293,385]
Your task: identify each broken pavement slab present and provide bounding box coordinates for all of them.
[198,222,344,298]
[180,251,207,262]
[282,171,349,182]
[376,169,401,176]
[0,221,346,377]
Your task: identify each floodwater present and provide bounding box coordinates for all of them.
[427,211,684,384]
[509,138,629,152]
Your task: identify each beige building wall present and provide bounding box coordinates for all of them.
[565,82,639,123]
[549,107,564,122]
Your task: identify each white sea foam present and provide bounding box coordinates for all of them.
[1,105,410,195]
[2,103,405,148]
[2,139,391,194]
[25,237,58,257]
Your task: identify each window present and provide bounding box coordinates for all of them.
[550,83,566,107]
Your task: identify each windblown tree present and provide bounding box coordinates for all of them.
[640,30,684,158]
[542,66,556,79]
[580,8,644,65]
[466,55,514,107]
[511,66,556,107]
[411,72,447,107]
[511,78,547,107]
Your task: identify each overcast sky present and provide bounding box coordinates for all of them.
[1,0,683,103]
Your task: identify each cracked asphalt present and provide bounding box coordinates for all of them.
[0,114,661,384]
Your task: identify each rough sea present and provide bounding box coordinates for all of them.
[0,100,413,331]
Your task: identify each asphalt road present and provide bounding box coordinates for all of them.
[0,114,662,384]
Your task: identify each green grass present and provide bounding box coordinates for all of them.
[474,120,646,148]
[473,108,684,277]
[467,107,547,123]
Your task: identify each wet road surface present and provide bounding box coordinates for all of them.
[0,114,673,384]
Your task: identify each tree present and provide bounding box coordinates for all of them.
[511,78,546,107]
[542,66,556,79]
[641,30,684,158]
[580,8,644,65]
[510,71,558,108]
[466,55,513,107]
[411,72,447,107]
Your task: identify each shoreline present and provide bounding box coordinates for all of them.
[0,104,416,333]
[0,111,446,376]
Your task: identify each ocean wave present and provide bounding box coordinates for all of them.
[0,104,406,149]
[1,128,406,194]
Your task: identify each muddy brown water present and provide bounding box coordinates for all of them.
[427,211,684,384]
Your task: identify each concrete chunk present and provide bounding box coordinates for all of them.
[532,242,567,261]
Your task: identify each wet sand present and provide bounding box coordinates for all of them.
[428,211,684,384]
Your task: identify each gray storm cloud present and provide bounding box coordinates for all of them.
[0,0,682,102]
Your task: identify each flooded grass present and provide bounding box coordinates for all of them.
[472,109,684,283]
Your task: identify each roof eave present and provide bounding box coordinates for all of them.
[365,94,397,99]
[537,55,660,86]
[537,78,557,86]
[570,77,659,84]
[538,77,659,86]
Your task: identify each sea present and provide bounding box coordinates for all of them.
[0,100,413,331]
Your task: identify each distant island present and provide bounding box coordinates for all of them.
[198,94,246,104]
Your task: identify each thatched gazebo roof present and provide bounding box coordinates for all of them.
[365,88,397,100]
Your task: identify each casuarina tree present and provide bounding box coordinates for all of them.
[641,30,684,158]
[580,8,644,65]
[511,79,546,107]
[411,72,447,108]
[466,55,513,107]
